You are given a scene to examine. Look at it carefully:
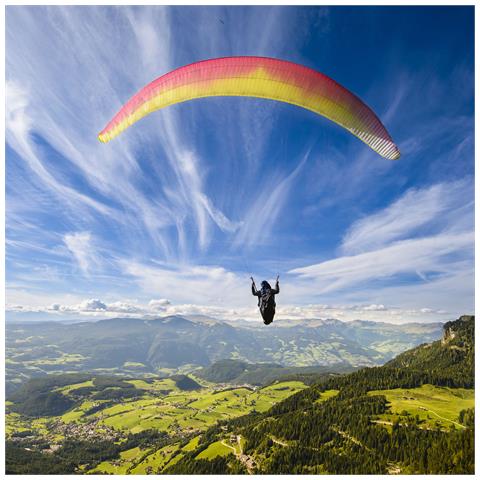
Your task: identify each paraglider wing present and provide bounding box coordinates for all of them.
[98,56,400,160]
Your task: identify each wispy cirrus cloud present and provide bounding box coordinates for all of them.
[6,6,242,262]
[3,6,343,267]
[6,80,113,217]
[291,231,473,294]
[341,179,473,254]
[233,148,309,248]
[63,232,102,275]
[119,259,247,306]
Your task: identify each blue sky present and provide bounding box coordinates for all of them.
[5,6,474,323]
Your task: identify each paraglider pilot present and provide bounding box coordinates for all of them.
[251,276,280,325]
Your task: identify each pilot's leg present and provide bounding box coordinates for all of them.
[263,308,274,325]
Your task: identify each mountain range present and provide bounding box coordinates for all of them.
[6,315,442,394]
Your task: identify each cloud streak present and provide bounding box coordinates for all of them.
[341,179,473,254]
[291,231,473,294]
[233,148,310,248]
[119,259,247,306]
[63,232,102,275]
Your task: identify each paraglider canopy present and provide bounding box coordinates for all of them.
[98,56,400,160]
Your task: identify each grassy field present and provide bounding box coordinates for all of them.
[128,444,181,474]
[125,378,177,391]
[91,437,200,474]
[61,400,97,423]
[5,412,30,436]
[93,447,144,474]
[26,353,87,366]
[196,440,233,460]
[183,435,200,451]
[56,380,94,394]
[368,384,474,430]
[315,389,340,403]
[91,380,307,435]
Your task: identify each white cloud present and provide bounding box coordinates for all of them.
[148,298,171,311]
[77,299,107,311]
[233,149,309,248]
[362,304,387,311]
[120,260,247,306]
[6,287,86,310]
[348,268,474,317]
[6,297,452,325]
[5,79,114,218]
[290,231,473,294]
[44,298,107,313]
[7,297,169,318]
[63,232,101,275]
[198,193,242,234]
[6,80,31,139]
[105,301,143,314]
[341,180,473,254]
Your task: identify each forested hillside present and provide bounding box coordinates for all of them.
[197,359,355,386]
[166,315,475,474]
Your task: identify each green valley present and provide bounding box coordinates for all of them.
[5,315,475,474]
[5,374,306,474]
